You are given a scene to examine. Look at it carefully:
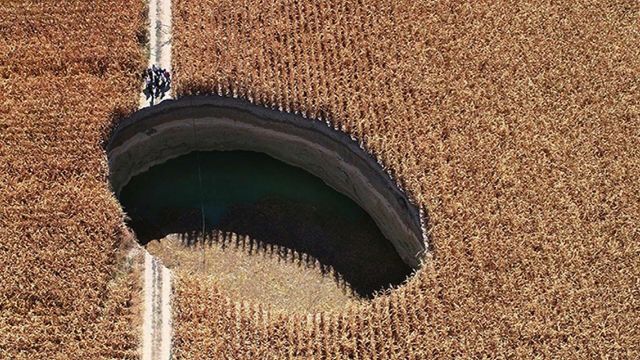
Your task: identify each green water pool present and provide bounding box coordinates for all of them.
[119,150,412,296]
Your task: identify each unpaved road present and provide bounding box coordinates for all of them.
[142,252,172,360]
[140,0,173,358]
[140,0,172,108]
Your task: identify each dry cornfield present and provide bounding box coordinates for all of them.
[146,231,363,314]
[0,1,145,358]
[2,0,640,358]
[173,0,640,357]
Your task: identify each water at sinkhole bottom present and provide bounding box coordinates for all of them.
[119,150,413,299]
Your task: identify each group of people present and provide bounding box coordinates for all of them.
[143,65,171,105]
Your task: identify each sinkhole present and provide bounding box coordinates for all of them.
[107,96,427,306]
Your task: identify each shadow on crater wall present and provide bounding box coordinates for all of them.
[120,150,413,297]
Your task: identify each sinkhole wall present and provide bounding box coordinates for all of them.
[106,96,427,268]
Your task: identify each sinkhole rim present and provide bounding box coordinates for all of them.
[106,95,428,273]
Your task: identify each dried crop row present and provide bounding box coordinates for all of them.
[147,231,362,314]
[173,0,640,357]
[0,0,146,358]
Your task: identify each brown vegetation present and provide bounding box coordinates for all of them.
[0,1,145,358]
[173,0,640,357]
[146,232,362,314]
[1,0,638,358]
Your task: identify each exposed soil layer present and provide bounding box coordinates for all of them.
[107,97,427,268]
